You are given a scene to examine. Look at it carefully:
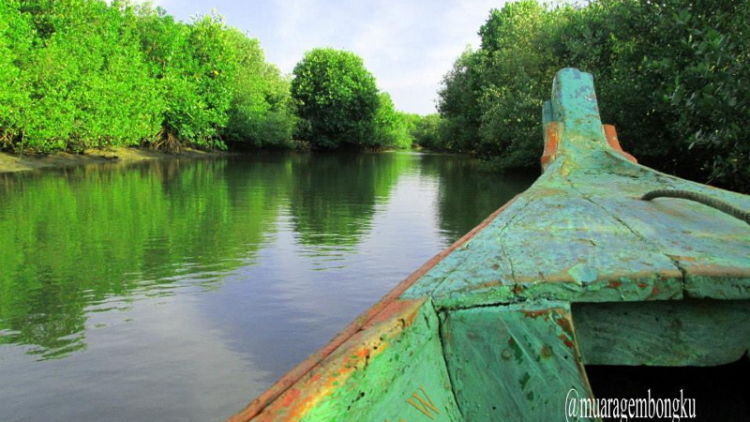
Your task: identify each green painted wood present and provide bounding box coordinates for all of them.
[564,167,750,300]
[550,69,609,160]
[414,183,684,309]
[573,300,750,366]
[299,299,462,422]
[401,68,750,309]
[440,301,597,421]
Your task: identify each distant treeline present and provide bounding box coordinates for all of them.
[420,0,749,192]
[0,0,418,153]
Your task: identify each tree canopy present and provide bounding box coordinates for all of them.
[433,0,750,192]
[0,0,296,153]
[291,48,380,149]
[1,2,417,154]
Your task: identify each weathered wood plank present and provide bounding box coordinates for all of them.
[573,300,750,366]
[440,301,597,421]
[425,182,683,309]
[565,162,750,300]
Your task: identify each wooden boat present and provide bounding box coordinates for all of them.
[229,68,750,421]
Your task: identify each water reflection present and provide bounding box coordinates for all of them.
[417,153,538,240]
[0,152,534,421]
[288,152,413,249]
[0,158,285,359]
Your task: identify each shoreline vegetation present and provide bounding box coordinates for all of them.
[0,0,420,158]
[1,0,748,192]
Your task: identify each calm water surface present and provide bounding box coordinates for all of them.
[0,152,534,421]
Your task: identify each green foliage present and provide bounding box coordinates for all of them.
[372,93,414,149]
[439,0,750,191]
[0,0,295,153]
[12,0,163,152]
[136,11,236,150]
[474,1,561,169]
[291,48,380,149]
[0,0,33,149]
[437,49,483,152]
[410,114,444,150]
[566,0,750,189]
[222,29,296,148]
[1,3,412,154]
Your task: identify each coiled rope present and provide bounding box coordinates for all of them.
[641,189,750,225]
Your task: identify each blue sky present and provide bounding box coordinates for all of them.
[145,0,510,114]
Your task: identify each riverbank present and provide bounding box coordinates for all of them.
[0,147,230,174]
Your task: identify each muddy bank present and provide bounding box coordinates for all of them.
[0,147,230,174]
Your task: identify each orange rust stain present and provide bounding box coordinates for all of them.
[522,309,550,319]
[603,124,638,163]
[687,264,749,278]
[554,315,573,335]
[540,344,553,358]
[637,282,649,289]
[531,188,567,196]
[368,299,422,326]
[278,389,301,408]
[522,268,682,286]
[651,286,660,296]
[355,348,368,359]
[515,272,571,284]
[541,122,560,168]
[608,280,622,288]
[256,348,369,420]
[558,334,575,349]
[672,256,698,262]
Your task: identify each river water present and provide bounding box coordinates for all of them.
[0,151,534,421]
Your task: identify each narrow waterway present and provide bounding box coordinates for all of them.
[0,151,535,421]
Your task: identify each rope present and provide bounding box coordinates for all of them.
[641,189,750,225]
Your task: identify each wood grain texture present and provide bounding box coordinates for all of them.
[574,300,750,366]
[440,301,597,421]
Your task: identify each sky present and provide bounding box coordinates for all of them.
[144,0,509,115]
